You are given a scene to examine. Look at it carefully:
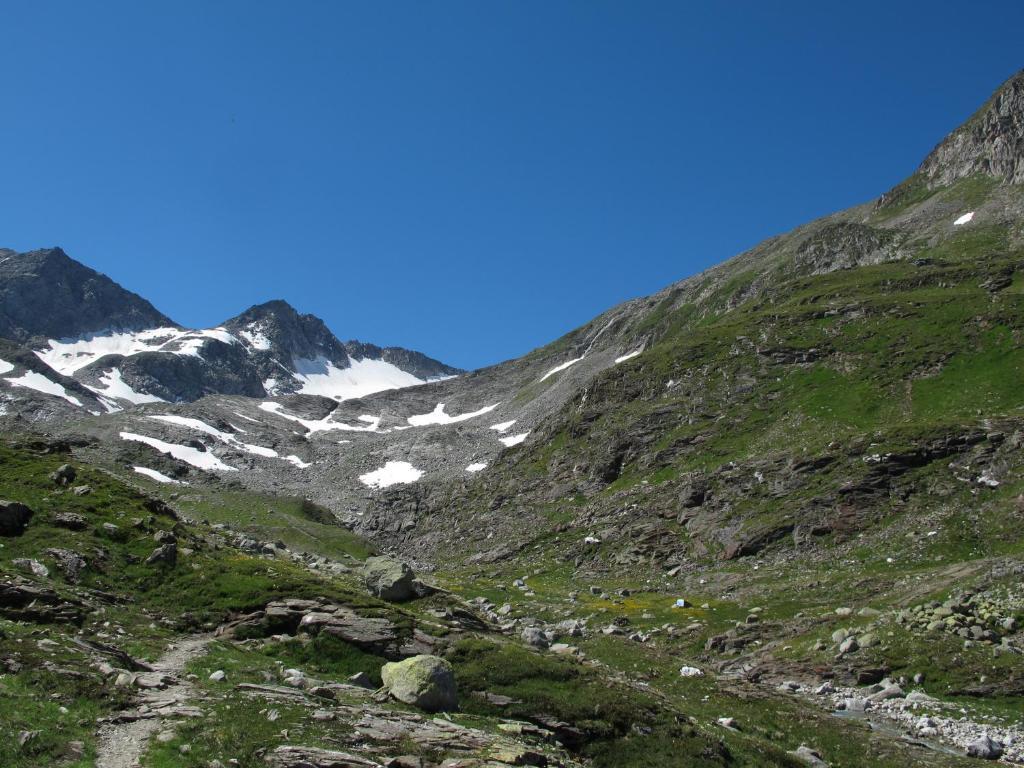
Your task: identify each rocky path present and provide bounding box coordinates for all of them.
[94,634,214,768]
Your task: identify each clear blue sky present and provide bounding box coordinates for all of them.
[1,2,1021,369]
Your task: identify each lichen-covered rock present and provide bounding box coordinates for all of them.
[361,556,416,602]
[380,654,457,712]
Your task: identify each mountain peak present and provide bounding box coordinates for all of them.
[918,70,1024,188]
[0,246,176,342]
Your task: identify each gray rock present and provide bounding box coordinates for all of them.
[145,543,177,566]
[347,671,376,690]
[521,627,550,649]
[12,559,48,578]
[868,684,904,702]
[361,556,416,602]
[0,500,33,536]
[789,745,829,767]
[380,655,457,712]
[965,734,1003,760]
[53,512,87,530]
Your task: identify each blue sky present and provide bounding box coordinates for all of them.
[1,2,1021,369]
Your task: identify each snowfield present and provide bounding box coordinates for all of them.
[954,211,975,226]
[466,462,487,472]
[359,461,424,488]
[37,327,241,376]
[293,356,426,401]
[0,359,14,375]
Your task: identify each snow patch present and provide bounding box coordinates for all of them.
[359,461,423,489]
[0,359,14,375]
[615,349,643,364]
[466,462,488,473]
[259,402,385,435]
[120,432,236,472]
[954,211,975,226]
[5,371,83,407]
[149,414,278,458]
[133,466,186,485]
[406,402,499,426]
[283,455,312,469]
[499,432,530,447]
[238,327,272,350]
[91,368,165,405]
[489,420,516,433]
[540,357,583,382]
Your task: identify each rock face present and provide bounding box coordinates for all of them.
[0,501,33,536]
[918,70,1024,188]
[360,556,417,602]
[794,222,903,275]
[0,247,174,343]
[380,655,457,713]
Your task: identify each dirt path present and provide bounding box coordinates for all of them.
[94,634,215,768]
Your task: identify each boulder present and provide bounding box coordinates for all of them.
[0,500,33,536]
[361,556,416,602]
[145,543,177,566]
[380,655,457,712]
[49,464,76,486]
[521,627,550,649]
[788,745,829,767]
[965,735,1003,760]
[53,512,87,530]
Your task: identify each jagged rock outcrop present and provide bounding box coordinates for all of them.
[794,222,904,274]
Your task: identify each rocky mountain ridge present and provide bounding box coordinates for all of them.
[0,250,460,405]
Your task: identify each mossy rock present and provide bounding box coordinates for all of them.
[381,654,457,712]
